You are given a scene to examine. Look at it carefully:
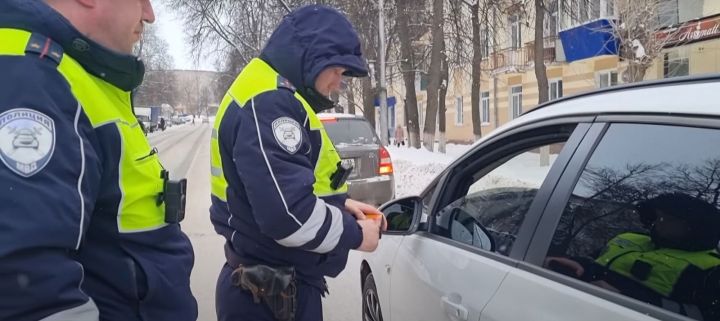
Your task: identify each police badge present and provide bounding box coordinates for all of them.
[272,117,303,154]
[0,108,56,177]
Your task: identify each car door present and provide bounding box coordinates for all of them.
[387,121,592,321]
[482,116,720,321]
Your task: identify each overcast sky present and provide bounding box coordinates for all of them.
[154,1,216,71]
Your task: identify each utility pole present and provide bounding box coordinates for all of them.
[378,0,389,146]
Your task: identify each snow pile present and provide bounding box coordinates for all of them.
[388,144,560,198]
[387,144,472,197]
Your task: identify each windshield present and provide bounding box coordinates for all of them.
[322,118,378,145]
[137,115,150,122]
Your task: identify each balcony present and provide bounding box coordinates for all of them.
[526,36,558,64]
[480,36,558,73]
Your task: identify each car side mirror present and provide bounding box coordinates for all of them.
[380,196,422,233]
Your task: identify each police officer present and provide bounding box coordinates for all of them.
[0,0,197,320]
[210,5,383,321]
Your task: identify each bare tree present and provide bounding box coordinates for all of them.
[437,53,449,153]
[133,24,177,107]
[395,0,423,148]
[422,0,445,151]
[613,0,684,82]
[533,0,550,104]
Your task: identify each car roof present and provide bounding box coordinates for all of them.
[317,113,365,120]
[522,74,720,123]
[474,74,720,144]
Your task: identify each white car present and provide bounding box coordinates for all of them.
[361,75,720,321]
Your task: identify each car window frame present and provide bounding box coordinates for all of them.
[423,117,594,262]
[522,113,720,321]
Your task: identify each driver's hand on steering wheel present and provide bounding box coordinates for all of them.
[544,256,585,278]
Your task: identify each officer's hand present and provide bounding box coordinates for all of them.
[345,199,381,220]
[356,219,382,252]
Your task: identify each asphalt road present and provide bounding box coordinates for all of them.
[149,123,364,321]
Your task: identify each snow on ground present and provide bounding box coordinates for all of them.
[387,144,472,197]
[388,143,561,197]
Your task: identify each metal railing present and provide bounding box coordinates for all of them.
[480,36,558,72]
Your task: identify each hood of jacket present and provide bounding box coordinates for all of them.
[259,5,368,112]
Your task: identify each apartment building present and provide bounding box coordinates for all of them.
[387,0,720,144]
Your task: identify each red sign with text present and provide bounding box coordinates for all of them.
[656,15,720,47]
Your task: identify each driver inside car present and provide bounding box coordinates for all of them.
[545,193,720,320]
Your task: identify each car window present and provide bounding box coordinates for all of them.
[322,119,378,145]
[540,124,720,321]
[433,142,567,255]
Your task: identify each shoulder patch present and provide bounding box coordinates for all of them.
[25,33,64,65]
[277,75,296,92]
[0,108,56,177]
[272,117,303,154]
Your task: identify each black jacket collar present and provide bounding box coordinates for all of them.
[0,0,145,91]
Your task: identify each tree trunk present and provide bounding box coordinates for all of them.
[627,62,648,83]
[397,0,421,148]
[470,2,482,142]
[362,77,376,128]
[423,0,444,151]
[346,79,356,114]
[438,56,449,154]
[534,0,550,105]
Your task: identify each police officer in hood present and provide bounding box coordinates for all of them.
[209,5,385,321]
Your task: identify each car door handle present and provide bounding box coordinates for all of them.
[441,294,468,321]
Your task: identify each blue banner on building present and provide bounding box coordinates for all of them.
[374,96,397,107]
[559,18,618,63]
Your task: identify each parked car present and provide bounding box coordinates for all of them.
[360,75,720,321]
[319,113,395,206]
[136,115,156,134]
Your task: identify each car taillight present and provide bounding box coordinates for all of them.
[378,146,393,175]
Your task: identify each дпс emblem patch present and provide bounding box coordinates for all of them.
[0,108,56,177]
[272,117,302,154]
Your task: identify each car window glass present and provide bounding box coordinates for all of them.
[540,124,720,321]
[322,119,378,145]
[433,142,567,255]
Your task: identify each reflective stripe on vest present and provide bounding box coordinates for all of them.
[595,232,720,297]
[1,28,167,232]
[211,58,346,202]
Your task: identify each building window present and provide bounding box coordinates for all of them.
[545,0,559,37]
[510,86,523,119]
[602,0,615,17]
[597,71,618,88]
[570,0,588,24]
[455,96,464,125]
[481,29,491,58]
[664,51,689,78]
[549,79,563,100]
[590,0,601,20]
[481,91,490,125]
[658,0,679,26]
[510,15,522,49]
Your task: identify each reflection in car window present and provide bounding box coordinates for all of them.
[433,142,566,255]
[383,199,415,232]
[542,124,720,321]
[322,119,378,145]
